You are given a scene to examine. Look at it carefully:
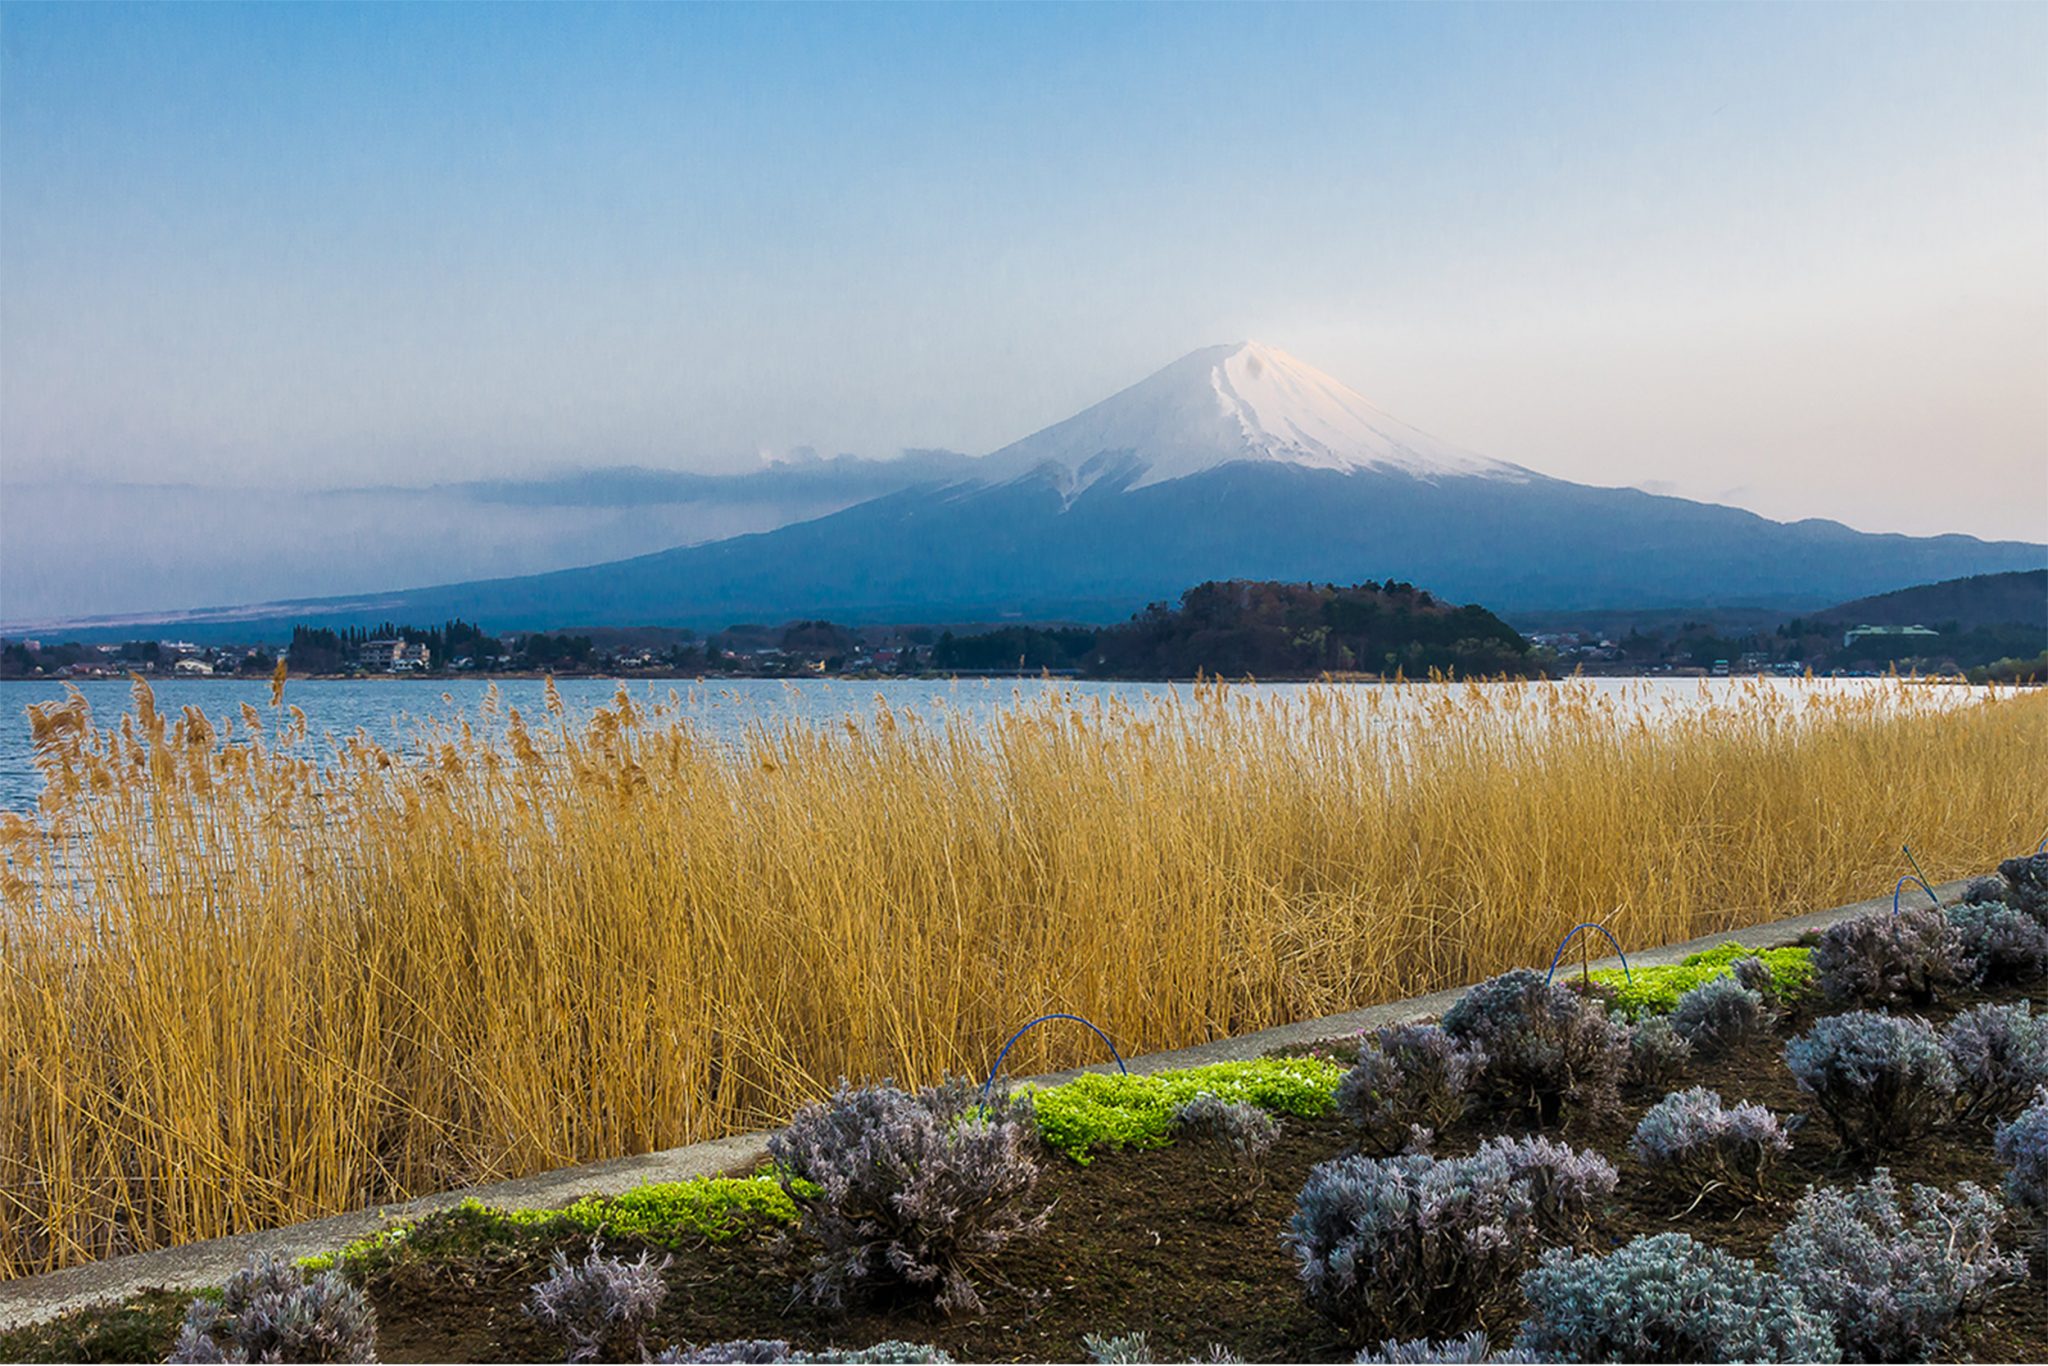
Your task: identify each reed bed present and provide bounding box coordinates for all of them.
[1,675,2043,1277]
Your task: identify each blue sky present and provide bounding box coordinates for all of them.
[3,2,2044,545]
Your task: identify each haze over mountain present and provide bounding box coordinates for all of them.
[10,343,2044,640]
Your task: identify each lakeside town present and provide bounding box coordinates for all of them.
[4,581,2041,684]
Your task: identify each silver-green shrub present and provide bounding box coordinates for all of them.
[1627,1088,1791,1200]
[526,1243,670,1364]
[1439,971,1628,1127]
[1943,1002,2048,1122]
[1784,1011,1956,1156]
[768,1078,1048,1314]
[1078,1334,1241,1364]
[1082,1333,1153,1365]
[795,1346,955,1364]
[1353,1331,1503,1363]
[1512,1233,1838,1363]
[1812,910,1964,1009]
[1772,1171,2021,1362]
[168,1256,378,1364]
[1994,1087,2048,1219]
[1335,1023,1482,1155]
[1668,976,1776,1058]
[1996,852,2048,920]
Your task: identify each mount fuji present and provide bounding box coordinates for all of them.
[30,343,2046,637]
[977,342,1529,492]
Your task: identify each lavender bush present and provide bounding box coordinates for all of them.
[1730,952,1782,998]
[1946,900,2048,986]
[526,1243,670,1364]
[768,1078,1048,1314]
[1287,1137,1609,1343]
[1668,977,1776,1058]
[168,1256,378,1364]
[1335,1023,1482,1155]
[1772,1171,2021,1362]
[1287,1151,1532,1342]
[1353,1331,1503,1364]
[1997,852,2048,920]
[1942,1003,2048,1123]
[1172,1092,1279,1198]
[1472,1135,1617,1242]
[1962,873,2009,906]
[1812,909,1964,1009]
[1439,971,1628,1127]
[1627,1088,1792,1201]
[1624,1017,1692,1092]
[1784,1011,1956,1156]
[1512,1233,1838,1363]
[656,1344,955,1364]
[654,1344,793,1364]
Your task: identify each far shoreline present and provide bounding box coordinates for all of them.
[0,669,2005,686]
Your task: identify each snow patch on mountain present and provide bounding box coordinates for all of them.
[981,341,1535,490]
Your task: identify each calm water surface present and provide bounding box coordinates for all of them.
[0,674,1925,814]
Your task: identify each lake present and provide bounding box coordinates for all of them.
[0,674,1937,814]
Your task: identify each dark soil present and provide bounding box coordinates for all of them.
[7,969,2045,1364]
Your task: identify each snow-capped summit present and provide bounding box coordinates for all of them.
[983,341,1533,490]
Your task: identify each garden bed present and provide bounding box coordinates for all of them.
[7,869,2048,1364]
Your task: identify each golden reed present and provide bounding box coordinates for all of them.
[1,674,2042,1276]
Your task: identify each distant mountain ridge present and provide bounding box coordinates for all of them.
[12,343,2045,640]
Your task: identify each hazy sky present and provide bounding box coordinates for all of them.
[3,2,2045,542]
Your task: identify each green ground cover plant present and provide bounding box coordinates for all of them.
[1026,1058,1344,1163]
[302,1177,799,1275]
[1590,944,1813,1018]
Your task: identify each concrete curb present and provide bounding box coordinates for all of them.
[0,878,1970,1329]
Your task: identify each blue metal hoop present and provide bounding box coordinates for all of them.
[2035,830,2047,855]
[1892,874,1938,916]
[1544,922,1632,986]
[981,1013,1127,1104]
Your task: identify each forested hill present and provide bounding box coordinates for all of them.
[1808,570,2047,631]
[1086,580,1532,679]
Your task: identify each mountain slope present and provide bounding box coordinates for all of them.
[17,343,2045,639]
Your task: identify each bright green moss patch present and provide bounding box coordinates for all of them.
[300,1174,796,1274]
[1026,1057,1345,1163]
[554,1175,798,1247]
[1589,943,1813,1019]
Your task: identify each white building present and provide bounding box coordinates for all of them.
[359,639,431,672]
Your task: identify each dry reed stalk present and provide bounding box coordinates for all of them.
[0,675,2042,1276]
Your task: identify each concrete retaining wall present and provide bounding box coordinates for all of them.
[0,878,1969,1329]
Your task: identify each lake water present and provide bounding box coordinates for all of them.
[0,674,1932,814]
